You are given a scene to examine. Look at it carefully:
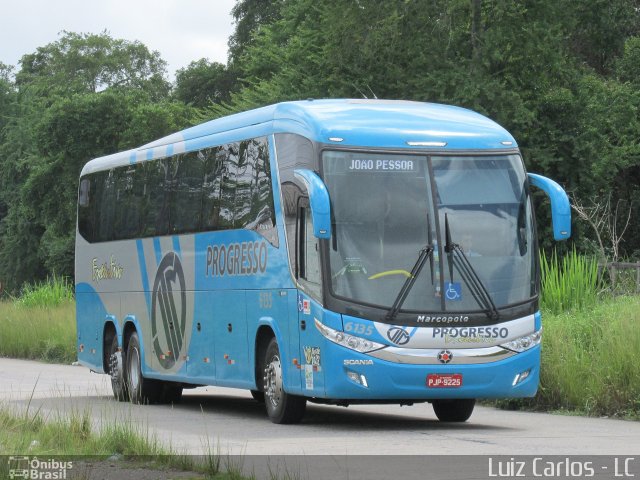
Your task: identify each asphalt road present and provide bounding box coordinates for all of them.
[2,358,639,479]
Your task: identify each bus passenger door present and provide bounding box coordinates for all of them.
[296,202,326,395]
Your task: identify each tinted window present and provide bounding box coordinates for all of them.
[97,170,116,242]
[201,147,224,230]
[78,176,95,241]
[235,141,253,228]
[170,152,204,234]
[142,159,169,237]
[113,166,142,240]
[219,143,237,229]
[246,138,277,246]
[79,137,278,244]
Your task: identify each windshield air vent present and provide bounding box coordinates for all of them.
[406,141,447,147]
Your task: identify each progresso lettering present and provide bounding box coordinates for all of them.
[206,241,268,277]
[348,159,415,172]
[432,326,508,339]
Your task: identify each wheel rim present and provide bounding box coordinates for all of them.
[109,349,123,386]
[129,346,140,392]
[264,354,283,408]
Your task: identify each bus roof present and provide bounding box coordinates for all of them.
[81,99,517,175]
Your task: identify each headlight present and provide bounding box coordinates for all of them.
[315,318,384,353]
[500,328,542,353]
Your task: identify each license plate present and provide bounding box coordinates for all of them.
[427,373,463,388]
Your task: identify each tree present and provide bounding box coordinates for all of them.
[0,33,195,290]
[0,62,16,145]
[228,0,283,67]
[174,59,236,108]
[16,31,170,99]
[214,0,640,258]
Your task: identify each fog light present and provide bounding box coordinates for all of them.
[512,368,531,386]
[346,370,369,387]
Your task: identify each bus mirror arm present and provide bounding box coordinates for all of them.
[294,169,332,239]
[527,173,571,241]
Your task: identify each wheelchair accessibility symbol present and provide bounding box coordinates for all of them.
[445,282,462,301]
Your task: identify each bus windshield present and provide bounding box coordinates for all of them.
[322,151,536,315]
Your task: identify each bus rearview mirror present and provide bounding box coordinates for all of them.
[527,173,571,241]
[293,169,332,239]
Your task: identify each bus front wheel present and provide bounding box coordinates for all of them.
[263,338,306,424]
[432,399,476,422]
[126,331,163,404]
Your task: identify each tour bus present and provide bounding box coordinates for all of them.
[75,99,570,424]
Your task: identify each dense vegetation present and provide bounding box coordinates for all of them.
[0,1,639,291]
[0,277,75,363]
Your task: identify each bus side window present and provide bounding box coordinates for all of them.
[97,170,116,242]
[218,143,237,230]
[169,151,204,234]
[142,158,170,237]
[78,177,94,242]
[298,205,321,299]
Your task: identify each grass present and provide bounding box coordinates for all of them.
[489,250,640,418]
[16,275,75,308]
[531,250,640,417]
[535,295,640,417]
[494,296,640,419]
[0,403,256,479]
[0,276,76,363]
[539,248,601,314]
[0,300,76,363]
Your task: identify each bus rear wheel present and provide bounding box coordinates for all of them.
[263,338,306,424]
[432,399,476,422]
[126,331,163,404]
[108,335,128,402]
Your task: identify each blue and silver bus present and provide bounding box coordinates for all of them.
[75,99,570,424]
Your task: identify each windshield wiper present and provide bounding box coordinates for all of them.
[385,243,434,322]
[444,214,499,320]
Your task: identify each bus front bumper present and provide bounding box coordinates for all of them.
[310,341,540,401]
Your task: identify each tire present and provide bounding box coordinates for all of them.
[108,335,128,402]
[432,399,476,422]
[250,390,265,403]
[126,331,163,405]
[263,338,306,424]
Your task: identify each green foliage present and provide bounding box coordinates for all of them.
[215,0,640,260]
[16,31,170,98]
[0,406,165,457]
[617,36,640,85]
[17,275,74,308]
[539,296,640,417]
[228,0,283,68]
[0,405,251,477]
[174,58,236,108]
[1,2,640,290]
[493,295,640,418]
[0,32,197,290]
[0,299,75,363]
[540,249,602,314]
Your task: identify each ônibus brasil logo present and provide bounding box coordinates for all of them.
[151,252,186,370]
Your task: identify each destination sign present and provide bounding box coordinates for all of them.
[347,158,418,172]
